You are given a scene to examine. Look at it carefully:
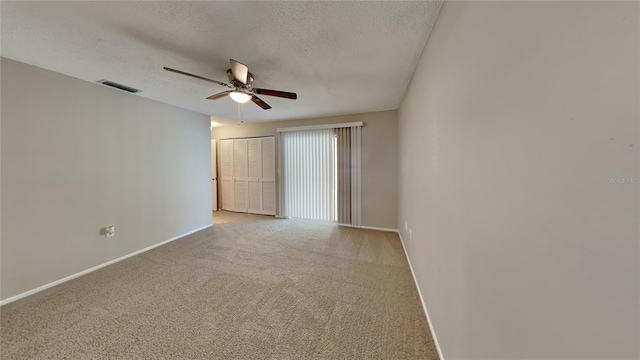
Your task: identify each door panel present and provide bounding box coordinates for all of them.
[262,137,275,180]
[233,179,247,211]
[221,179,234,210]
[247,180,261,213]
[247,138,261,179]
[247,138,262,213]
[220,140,234,211]
[261,180,276,214]
[232,139,247,212]
[233,139,247,178]
[260,138,276,215]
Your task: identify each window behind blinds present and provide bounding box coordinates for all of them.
[281,129,336,222]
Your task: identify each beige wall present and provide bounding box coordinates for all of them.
[1,58,212,301]
[398,2,639,359]
[212,111,398,229]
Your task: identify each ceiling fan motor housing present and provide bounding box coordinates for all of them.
[227,69,254,88]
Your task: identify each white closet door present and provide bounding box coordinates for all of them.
[246,138,262,214]
[220,139,234,211]
[260,137,276,215]
[233,139,248,212]
[219,136,275,215]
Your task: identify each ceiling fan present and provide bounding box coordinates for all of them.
[163,59,297,110]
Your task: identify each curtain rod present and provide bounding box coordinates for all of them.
[277,121,363,133]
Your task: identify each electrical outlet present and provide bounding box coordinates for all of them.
[105,226,115,238]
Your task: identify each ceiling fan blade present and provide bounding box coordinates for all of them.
[229,59,248,85]
[206,91,232,100]
[254,88,297,100]
[164,67,231,88]
[251,95,272,110]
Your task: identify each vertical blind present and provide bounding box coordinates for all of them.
[281,129,336,221]
[335,127,362,226]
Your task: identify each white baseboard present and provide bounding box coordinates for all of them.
[0,223,213,307]
[338,223,398,233]
[397,231,445,360]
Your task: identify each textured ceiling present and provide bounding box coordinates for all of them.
[1,1,442,124]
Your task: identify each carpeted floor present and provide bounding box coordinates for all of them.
[1,211,439,359]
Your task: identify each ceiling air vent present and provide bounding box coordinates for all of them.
[96,80,141,94]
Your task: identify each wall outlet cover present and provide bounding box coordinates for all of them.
[106,226,115,238]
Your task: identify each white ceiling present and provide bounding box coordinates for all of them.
[1,1,442,124]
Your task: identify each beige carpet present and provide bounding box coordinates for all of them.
[1,211,439,359]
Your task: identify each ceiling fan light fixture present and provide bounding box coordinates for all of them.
[229,91,252,104]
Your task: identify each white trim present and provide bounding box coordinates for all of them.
[277,121,363,133]
[0,224,213,306]
[337,223,398,233]
[397,231,445,360]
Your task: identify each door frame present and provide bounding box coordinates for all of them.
[211,139,218,212]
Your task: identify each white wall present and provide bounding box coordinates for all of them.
[1,58,212,301]
[212,111,398,229]
[398,2,639,359]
